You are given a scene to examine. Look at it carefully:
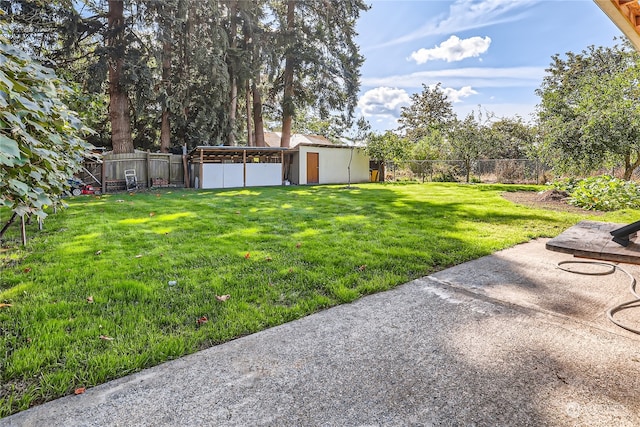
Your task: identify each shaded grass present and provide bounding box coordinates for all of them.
[0,182,632,416]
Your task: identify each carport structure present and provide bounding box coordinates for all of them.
[189,146,289,189]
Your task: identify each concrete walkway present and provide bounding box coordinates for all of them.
[3,239,640,426]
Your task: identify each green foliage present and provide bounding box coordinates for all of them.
[446,113,487,183]
[5,0,369,150]
[268,0,369,140]
[567,175,640,211]
[485,116,536,159]
[62,80,109,147]
[398,83,455,143]
[431,170,459,183]
[0,38,92,219]
[548,177,579,193]
[536,41,640,180]
[365,131,411,163]
[412,129,444,160]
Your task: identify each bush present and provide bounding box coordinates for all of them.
[548,177,579,193]
[432,171,458,182]
[568,175,640,211]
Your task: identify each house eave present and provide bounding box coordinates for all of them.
[595,0,640,52]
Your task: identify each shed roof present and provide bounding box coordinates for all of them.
[264,131,335,148]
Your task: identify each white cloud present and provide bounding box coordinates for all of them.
[442,86,478,103]
[409,36,491,64]
[372,0,536,49]
[358,85,479,131]
[361,66,545,89]
[357,87,411,119]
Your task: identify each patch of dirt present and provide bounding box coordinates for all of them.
[501,189,603,215]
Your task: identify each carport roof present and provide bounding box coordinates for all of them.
[189,146,290,155]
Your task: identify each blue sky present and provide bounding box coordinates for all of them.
[355,0,623,132]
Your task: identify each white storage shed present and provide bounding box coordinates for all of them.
[264,132,371,185]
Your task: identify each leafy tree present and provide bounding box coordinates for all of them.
[0,37,92,236]
[3,0,147,153]
[485,116,535,159]
[536,41,640,180]
[412,129,445,161]
[446,113,486,183]
[151,0,230,149]
[365,131,411,163]
[270,0,368,147]
[106,0,134,153]
[397,83,455,143]
[292,107,332,137]
[407,130,445,182]
[3,0,370,153]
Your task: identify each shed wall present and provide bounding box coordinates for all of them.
[246,163,282,187]
[201,162,282,189]
[297,146,370,185]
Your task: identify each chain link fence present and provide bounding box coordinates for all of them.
[385,159,547,184]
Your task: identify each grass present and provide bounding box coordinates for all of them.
[0,182,636,417]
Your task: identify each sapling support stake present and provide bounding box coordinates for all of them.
[20,215,27,246]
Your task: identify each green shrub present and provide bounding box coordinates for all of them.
[568,175,640,211]
[548,177,579,193]
[432,172,458,182]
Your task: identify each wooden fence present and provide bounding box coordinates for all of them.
[80,152,187,193]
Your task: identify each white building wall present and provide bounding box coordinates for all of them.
[202,163,281,188]
[202,164,224,189]
[223,164,244,188]
[297,146,370,185]
[246,163,282,187]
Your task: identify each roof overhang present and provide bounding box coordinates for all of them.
[595,0,640,51]
[189,146,290,155]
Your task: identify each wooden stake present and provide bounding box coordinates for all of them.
[20,215,26,246]
[102,160,107,194]
[199,149,203,189]
[146,150,151,188]
[167,153,171,186]
[183,154,189,188]
[243,150,247,187]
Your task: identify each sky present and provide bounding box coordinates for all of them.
[354,0,624,132]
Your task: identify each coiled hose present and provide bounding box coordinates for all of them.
[557,260,640,335]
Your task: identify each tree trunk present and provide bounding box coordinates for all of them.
[465,159,471,183]
[160,36,172,153]
[246,80,253,146]
[253,80,265,147]
[174,0,187,148]
[108,0,133,154]
[228,78,237,146]
[623,150,640,180]
[0,212,18,240]
[227,0,238,146]
[280,0,295,148]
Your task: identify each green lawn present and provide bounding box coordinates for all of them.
[0,183,635,416]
